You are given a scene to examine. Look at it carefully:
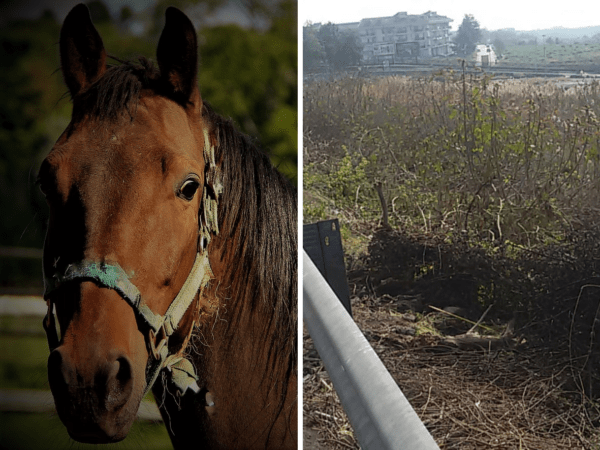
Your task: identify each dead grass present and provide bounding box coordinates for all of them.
[304,294,600,449]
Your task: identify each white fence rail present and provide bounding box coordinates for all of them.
[303,250,440,450]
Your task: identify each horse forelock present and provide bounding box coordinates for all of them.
[71,57,160,122]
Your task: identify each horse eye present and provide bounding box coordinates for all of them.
[179,178,200,201]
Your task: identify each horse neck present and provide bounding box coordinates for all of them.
[178,237,296,448]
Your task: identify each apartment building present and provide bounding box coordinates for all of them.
[356,11,453,64]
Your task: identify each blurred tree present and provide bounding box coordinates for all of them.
[198,22,297,179]
[454,14,481,56]
[120,6,133,23]
[313,22,361,72]
[86,0,111,23]
[0,12,63,251]
[303,24,325,70]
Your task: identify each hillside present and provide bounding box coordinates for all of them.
[516,25,600,41]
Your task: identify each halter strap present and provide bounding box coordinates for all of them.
[43,250,213,396]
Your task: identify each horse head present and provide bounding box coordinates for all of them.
[39,4,217,443]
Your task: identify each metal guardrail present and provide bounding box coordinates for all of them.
[304,250,440,450]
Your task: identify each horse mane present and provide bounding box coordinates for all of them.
[74,56,297,378]
[205,101,298,378]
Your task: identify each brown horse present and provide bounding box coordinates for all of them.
[38,4,297,448]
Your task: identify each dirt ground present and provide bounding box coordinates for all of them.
[303,230,600,450]
[304,301,598,449]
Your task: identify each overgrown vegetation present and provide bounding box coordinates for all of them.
[305,71,600,247]
[304,70,600,447]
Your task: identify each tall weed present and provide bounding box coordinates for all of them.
[304,71,600,250]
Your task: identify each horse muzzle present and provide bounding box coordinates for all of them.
[43,252,213,442]
[48,344,137,443]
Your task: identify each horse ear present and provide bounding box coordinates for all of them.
[60,3,107,97]
[157,7,200,104]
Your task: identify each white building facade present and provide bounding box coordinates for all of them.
[473,44,497,66]
[355,11,453,64]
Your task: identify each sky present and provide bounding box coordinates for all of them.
[299,0,600,32]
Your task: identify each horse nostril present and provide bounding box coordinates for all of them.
[48,348,72,391]
[104,354,134,409]
[115,356,132,384]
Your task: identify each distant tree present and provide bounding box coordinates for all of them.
[303,25,325,70]
[489,29,518,47]
[316,23,339,66]
[331,30,361,70]
[492,38,506,55]
[316,23,362,72]
[119,6,133,22]
[86,0,111,23]
[454,14,481,56]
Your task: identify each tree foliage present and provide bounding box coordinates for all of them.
[454,14,482,56]
[304,22,362,72]
[303,25,325,70]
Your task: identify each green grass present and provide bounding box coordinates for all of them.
[0,335,49,390]
[501,42,600,65]
[0,316,44,336]
[0,412,173,450]
[0,334,172,449]
[0,334,155,400]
